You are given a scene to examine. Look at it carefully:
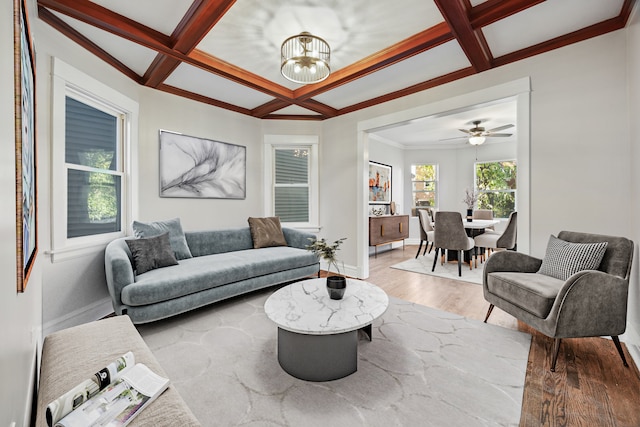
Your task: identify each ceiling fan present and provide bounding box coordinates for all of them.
[442,120,514,145]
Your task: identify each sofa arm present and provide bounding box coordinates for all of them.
[105,238,135,315]
[282,227,316,250]
[549,270,629,338]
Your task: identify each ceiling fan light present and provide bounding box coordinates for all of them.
[281,32,331,84]
[469,136,486,145]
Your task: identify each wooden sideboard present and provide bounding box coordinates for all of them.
[369,215,409,257]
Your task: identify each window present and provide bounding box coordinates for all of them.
[411,164,438,212]
[65,96,122,238]
[475,160,517,218]
[51,58,138,260]
[264,135,318,229]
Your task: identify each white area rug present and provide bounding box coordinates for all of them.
[137,286,530,426]
[391,251,484,285]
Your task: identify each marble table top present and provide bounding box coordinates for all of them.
[264,278,389,335]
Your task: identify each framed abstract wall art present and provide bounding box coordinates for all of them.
[159,130,246,199]
[14,0,37,292]
[369,161,391,204]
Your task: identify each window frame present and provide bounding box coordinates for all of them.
[50,58,138,261]
[264,135,319,231]
[411,163,438,212]
[474,159,517,219]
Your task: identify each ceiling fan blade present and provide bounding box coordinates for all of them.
[458,128,472,134]
[486,133,512,137]
[439,136,467,141]
[486,124,514,132]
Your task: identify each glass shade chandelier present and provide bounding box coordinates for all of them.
[468,136,486,145]
[281,32,330,84]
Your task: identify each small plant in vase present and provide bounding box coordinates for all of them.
[307,237,347,299]
[462,188,478,222]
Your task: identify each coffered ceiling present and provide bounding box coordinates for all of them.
[37,0,634,123]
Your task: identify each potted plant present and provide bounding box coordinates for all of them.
[307,237,347,299]
[462,188,478,222]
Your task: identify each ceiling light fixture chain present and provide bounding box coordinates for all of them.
[281,31,331,84]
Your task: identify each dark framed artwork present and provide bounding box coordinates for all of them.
[159,130,246,199]
[14,0,37,293]
[369,161,392,204]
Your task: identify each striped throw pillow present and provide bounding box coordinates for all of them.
[538,235,608,281]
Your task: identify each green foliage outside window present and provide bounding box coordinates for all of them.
[476,161,516,218]
[412,164,437,209]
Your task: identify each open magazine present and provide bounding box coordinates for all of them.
[46,352,170,427]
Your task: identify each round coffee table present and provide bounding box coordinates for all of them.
[264,278,389,381]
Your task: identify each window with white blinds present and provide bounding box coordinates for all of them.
[65,96,123,238]
[274,148,309,222]
[263,135,318,230]
[51,58,138,261]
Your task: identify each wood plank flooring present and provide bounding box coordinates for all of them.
[363,245,640,427]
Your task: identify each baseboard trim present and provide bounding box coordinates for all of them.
[622,322,640,368]
[43,297,114,337]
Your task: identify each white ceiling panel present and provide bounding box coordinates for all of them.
[483,0,625,58]
[52,11,158,77]
[272,105,321,116]
[314,41,470,109]
[372,98,517,148]
[90,0,192,36]
[197,0,444,88]
[164,63,273,110]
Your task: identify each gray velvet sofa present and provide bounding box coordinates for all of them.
[105,226,319,324]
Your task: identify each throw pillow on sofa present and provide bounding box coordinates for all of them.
[538,234,608,280]
[132,217,192,260]
[248,216,288,249]
[126,232,179,275]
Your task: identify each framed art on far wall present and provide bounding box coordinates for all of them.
[159,130,246,199]
[14,0,37,293]
[369,161,392,204]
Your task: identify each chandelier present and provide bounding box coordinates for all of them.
[281,32,330,84]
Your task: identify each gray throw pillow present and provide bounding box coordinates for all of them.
[248,217,288,249]
[132,217,192,260]
[538,235,608,280]
[126,232,178,275]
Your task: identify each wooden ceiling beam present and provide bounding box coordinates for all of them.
[434,0,492,72]
[143,0,237,87]
[292,22,454,100]
[37,0,171,53]
[38,6,142,84]
[251,99,291,118]
[492,16,628,68]
[157,84,253,116]
[469,0,545,28]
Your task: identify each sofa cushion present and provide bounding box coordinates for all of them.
[126,233,178,275]
[133,217,193,260]
[121,247,318,306]
[248,217,287,249]
[538,234,607,280]
[487,272,564,318]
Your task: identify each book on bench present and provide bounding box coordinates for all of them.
[46,352,170,427]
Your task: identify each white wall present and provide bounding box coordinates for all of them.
[626,4,640,362]
[1,1,42,425]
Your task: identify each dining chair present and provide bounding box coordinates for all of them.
[431,211,474,276]
[415,209,435,258]
[473,209,495,230]
[473,212,517,263]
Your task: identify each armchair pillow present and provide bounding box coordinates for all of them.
[538,234,608,280]
[248,216,288,249]
[132,217,192,260]
[126,232,178,275]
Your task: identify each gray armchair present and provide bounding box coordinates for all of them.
[431,211,474,276]
[415,209,435,258]
[483,230,633,371]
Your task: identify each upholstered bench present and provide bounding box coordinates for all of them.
[35,315,200,426]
